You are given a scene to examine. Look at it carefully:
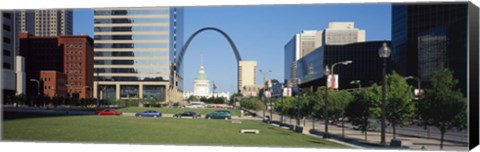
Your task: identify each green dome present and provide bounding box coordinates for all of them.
[195,65,209,80]
[195,73,208,80]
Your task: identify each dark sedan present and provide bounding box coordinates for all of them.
[135,110,162,118]
[174,111,201,118]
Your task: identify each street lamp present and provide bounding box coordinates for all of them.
[323,65,330,138]
[260,69,271,120]
[378,42,391,145]
[405,76,422,97]
[331,60,353,74]
[350,80,361,89]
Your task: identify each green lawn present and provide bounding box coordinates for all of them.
[3,116,347,148]
[118,107,241,116]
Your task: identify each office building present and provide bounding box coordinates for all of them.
[93,7,184,104]
[391,3,478,95]
[284,22,365,87]
[40,70,67,97]
[19,33,93,99]
[323,22,366,45]
[296,41,389,90]
[238,60,257,92]
[2,11,17,99]
[17,9,73,37]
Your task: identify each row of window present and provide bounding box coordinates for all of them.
[94,10,169,16]
[94,43,169,48]
[94,68,169,74]
[94,18,169,24]
[94,35,169,41]
[94,60,169,65]
[94,26,169,32]
[94,52,169,57]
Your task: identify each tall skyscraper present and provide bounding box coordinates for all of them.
[391,3,478,95]
[2,11,16,98]
[93,7,184,103]
[17,9,73,37]
[284,22,365,87]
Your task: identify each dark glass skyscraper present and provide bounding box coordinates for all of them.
[391,3,478,95]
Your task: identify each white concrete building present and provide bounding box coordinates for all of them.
[324,22,366,45]
[284,21,366,87]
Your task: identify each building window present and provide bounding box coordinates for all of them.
[3,24,11,32]
[3,37,11,44]
[3,49,11,56]
[3,62,11,69]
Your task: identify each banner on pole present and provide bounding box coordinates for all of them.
[327,74,338,89]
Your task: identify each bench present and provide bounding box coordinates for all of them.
[232,120,242,124]
[240,129,260,134]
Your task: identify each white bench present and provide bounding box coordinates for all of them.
[240,129,260,134]
[232,121,242,124]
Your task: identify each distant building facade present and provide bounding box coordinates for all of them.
[19,33,93,98]
[16,9,73,37]
[284,22,365,87]
[93,7,184,103]
[296,41,390,90]
[238,60,257,92]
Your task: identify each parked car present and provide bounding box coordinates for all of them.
[214,110,231,116]
[135,110,162,118]
[205,112,231,120]
[95,109,122,116]
[174,111,201,118]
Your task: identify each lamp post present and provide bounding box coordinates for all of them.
[378,42,391,145]
[260,69,271,120]
[405,76,422,97]
[323,66,330,138]
[331,60,353,75]
[296,78,301,127]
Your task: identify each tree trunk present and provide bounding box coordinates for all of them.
[312,117,315,130]
[342,117,345,138]
[393,122,397,139]
[303,117,306,126]
[440,128,445,150]
[364,117,368,141]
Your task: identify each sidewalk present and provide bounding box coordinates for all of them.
[254,110,469,151]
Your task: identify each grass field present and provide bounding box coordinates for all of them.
[118,107,241,116]
[3,115,347,148]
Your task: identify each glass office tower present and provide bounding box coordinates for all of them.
[93,7,184,103]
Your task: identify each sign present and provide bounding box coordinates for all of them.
[283,88,292,97]
[327,74,339,89]
[264,91,271,98]
[414,89,424,97]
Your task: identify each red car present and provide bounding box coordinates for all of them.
[95,109,122,116]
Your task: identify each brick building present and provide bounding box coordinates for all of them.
[40,71,67,97]
[19,32,93,98]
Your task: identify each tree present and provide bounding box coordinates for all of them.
[274,96,296,123]
[239,97,264,111]
[421,68,467,150]
[384,71,415,139]
[313,88,353,123]
[187,95,197,101]
[345,84,381,140]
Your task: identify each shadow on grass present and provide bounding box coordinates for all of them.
[3,111,94,120]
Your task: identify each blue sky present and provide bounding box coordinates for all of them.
[73,4,392,94]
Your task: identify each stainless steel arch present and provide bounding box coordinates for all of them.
[176,27,242,70]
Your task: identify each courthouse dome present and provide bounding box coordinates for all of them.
[195,65,209,81]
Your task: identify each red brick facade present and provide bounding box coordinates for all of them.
[40,71,67,97]
[19,32,93,99]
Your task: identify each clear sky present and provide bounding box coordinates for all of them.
[73,3,392,94]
